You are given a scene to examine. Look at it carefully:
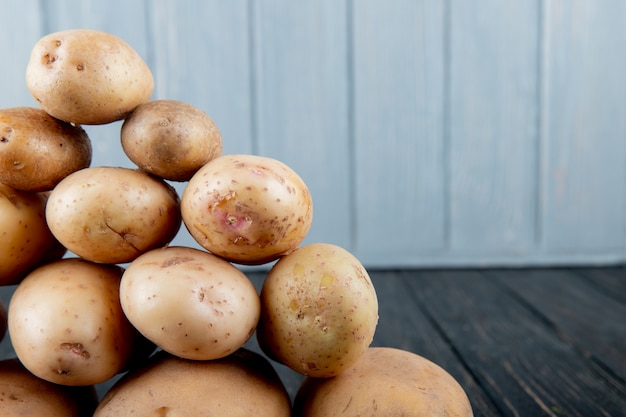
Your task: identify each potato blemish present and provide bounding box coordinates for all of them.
[59,342,90,359]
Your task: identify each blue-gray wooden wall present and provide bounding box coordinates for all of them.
[1,1,624,268]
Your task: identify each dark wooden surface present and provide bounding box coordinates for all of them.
[1,266,625,416]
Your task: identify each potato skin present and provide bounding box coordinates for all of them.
[0,107,92,192]
[94,349,292,416]
[121,100,223,181]
[257,243,378,377]
[181,154,313,265]
[45,166,181,264]
[0,358,98,416]
[0,184,66,285]
[25,29,154,125]
[294,347,474,417]
[120,246,260,360]
[7,258,140,386]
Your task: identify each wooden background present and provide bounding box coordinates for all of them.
[1,0,624,269]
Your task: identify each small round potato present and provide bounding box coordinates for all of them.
[256,243,378,378]
[294,347,474,417]
[121,100,223,181]
[0,183,66,286]
[0,107,92,192]
[181,154,313,265]
[26,29,154,125]
[94,349,292,417]
[0,358,99,416]
[45,166,181,264]
[7,258,140,386]
[120,246,260,360]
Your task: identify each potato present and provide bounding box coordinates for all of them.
[181,154,313,265]
[121,100,223,181]
[25,29,154,125]
[7,258,142,386]
[45,166,181,264]
[0,107,92,192]
[94,349,292,416]
[0,358,98,416]
[294,347,474,417]
[120,246,260,360]
[256,243,378,378]
[0,183,66,286]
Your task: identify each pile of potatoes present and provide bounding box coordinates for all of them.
[0,29,473,416]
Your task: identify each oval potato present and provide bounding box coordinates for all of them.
[120,246,260,360]
[0,184,66,286]
[46,166,181,264]
[294,347,474,417]
[181,154,313,265]
[121,100,223,181]
[0,107,92,192]
[94,349,292,417]
[256,243,378,377]
[8,258,140,386]
[26,29,154,125]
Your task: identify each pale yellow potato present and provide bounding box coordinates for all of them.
[45,166,181,264]
[294,347,474,417]
[256,243,379,377]
[0,358,99,416]
[181,154,313,265]
[26,29,154,125]
[0,107,92,192]
[0,184,66,286]
[120,246,260,360]
[7,258,140,386]
[121,100,223,181]
[94,349,292,416]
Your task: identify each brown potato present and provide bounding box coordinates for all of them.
[256,243,378,378]
[7,258,141,386]
[294,347,474,417]
[94,349,292,416]
[121,100,223,181]
[26,29,154,125]
[181,154,313,265]
[0,358,98,416]
[120,246,260,360]
[45,166,181,264]
[0,107,92,192]
[0,184,66,286]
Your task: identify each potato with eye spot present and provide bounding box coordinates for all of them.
[25,29,154,125]
[45,166,181,264]
[121,99,223,181]
[256,243,379,378]
[120,246,260,360]
[0,107,92,192]
[7,258,141,386]
[181,153,313,265]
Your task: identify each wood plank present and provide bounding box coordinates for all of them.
[252,0,352,250]
[0,0,44,108]
[448,0,540,255]
[352,0,446,265]
[405,270,626,416]
[577,266,626,305]
[540,1,626,257]
[490,268,626,382]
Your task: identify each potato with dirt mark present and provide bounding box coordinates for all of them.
[181,154,313,265]
[45,166,181,264]
[120,246,260,360]
[256,243,378,378]
[0,183,66,286]
[25,29,154,125]
[121,99,223,181]
[0,107,92,192]
[7,258,141,386]
[294,347,474,417]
